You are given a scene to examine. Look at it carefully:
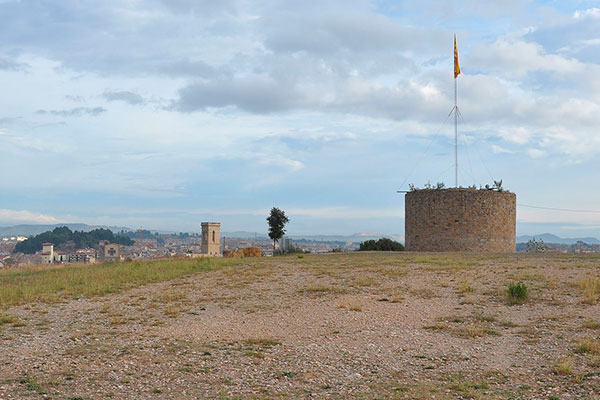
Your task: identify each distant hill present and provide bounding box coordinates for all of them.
[14,226,134,254]
[517,233,600,245]
[0,224,131,237]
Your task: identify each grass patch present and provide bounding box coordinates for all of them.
[507,282,528,304]
[0,257,241,309]
[553,358,574,375]
[0,312,19,325]
[301,284,347,296]
[338,298,363,311]
[583,320,600,330]
[573,337,600,354]
[243,338,280,348]
[457,281,474,294]
[578,276,600,304]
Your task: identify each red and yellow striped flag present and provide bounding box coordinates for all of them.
[454,35,461,78]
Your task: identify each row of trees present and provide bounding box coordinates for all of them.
[14,226,134,254]
[267,207,404,254]
[358,238,405,251]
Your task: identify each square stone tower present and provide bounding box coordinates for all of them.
[201,222,221,256]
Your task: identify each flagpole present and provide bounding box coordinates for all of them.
[454,72,458,188]
[453,34,460,188]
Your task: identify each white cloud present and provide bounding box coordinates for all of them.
[573,8,600,19]
[527,148,545,158]
[0,209,62,225]
[471,37,583,77]
[491,144,513,154]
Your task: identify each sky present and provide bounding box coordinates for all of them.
[2,0,600,238]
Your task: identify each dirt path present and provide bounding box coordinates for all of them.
[0,252,599,399]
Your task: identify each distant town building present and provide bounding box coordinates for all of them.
[201,222,221,256]
[54,250,68,263]
[68,249,97,264]
[103,243,121,262]
[279,236,293,251]
[39,243,69,264]
[40,242,54,264]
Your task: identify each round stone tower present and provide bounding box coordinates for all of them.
[405,188,516,252]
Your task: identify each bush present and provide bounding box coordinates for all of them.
[507,282,527,304]
[358,238,404,251]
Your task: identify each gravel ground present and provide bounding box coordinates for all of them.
[0,252,599,399]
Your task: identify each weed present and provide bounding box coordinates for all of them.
[458,281,474,294]
[243,338,280,348]
[352,276,377,287]
[301,284,346,295]
[578,276,600,304]
[98,303,112,314]
[245,350,265,359]
[456,324,500,338]
[583,320,600,330]
[0,312,18,325]
[507,282,527,304]
[338,299,363,311]
[387,288,403,303]
[109,315,126,326]
[553,358,573,375]
[573,337,599,354]
[164,304,181,318]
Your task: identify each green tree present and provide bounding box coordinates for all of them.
[358,238,404,251]
[266,207,289,254]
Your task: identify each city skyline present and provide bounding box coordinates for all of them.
[2,1,600,237]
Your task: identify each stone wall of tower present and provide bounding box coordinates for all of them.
[405,189,516,252]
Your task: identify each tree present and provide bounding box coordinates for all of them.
[525,237,547,253]
[266,207,289,254]
[359,238,404,251]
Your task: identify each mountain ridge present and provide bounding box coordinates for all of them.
[516,233,600,245]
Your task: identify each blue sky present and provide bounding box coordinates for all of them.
[2,0,600,238]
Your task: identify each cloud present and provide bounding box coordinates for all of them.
[491,144,514,154]
[263,12,445,56]
[527,148,545,158]
[0,209,61,225]
[470,37,582,78]
[0,56,29,71]
[158,59,223,78]
[103,90,145,105]
[573,8,600,20]
[526,8,600,64]
[174,77,300,113]
[36,107,107,117]
[155,0,236,15]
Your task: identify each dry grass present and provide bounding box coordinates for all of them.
[243,338,280,348]
[0,312,18,325]
[573,337,600,354]
[387,287,403,303]
[338,298,363,311]
[553,358,574,375]
[578,276,600,304]
[0,257,241,309]
[582,320,600,330]
[457,281,474,294]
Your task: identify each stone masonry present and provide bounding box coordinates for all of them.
[405,188,516,252]
[201,222,221,256]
